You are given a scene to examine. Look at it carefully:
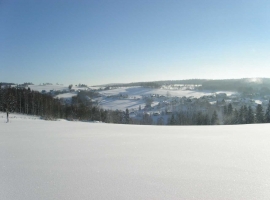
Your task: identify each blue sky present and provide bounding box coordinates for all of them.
[1,0,270,85]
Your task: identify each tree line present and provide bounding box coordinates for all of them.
[223,103,270,124]
[167,110,218,125]
[1,84,270,126]
[0,86,62,118]
[0,85,133,123]
[167,102,270,125]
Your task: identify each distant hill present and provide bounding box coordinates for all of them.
[97,79,209,88]
[98,78,270,93]
[0,82,16,86]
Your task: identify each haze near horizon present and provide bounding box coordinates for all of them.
[1,0,270,85]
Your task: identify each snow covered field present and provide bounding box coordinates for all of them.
[98,98,160,111]
[99,86,235,98]
[54,92,77,99]
[1,113,270,200]
[98,86,236,110]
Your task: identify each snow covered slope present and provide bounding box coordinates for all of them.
[1,115,270,200]
[54,92,77,99]
[99,86,235,98]
[98,98,160,111]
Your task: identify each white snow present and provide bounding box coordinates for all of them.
[97,87,236,111]
[98,98,159,111]
[0,112,41,122]
[99,86,235,98]
[72,86,89,91]
[255,100,262,105]
[54,92,77,99]
[1,113,270,200]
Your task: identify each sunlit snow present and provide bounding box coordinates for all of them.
[98,86,235,98]
[1,113,270,200]
[54,92,78,99]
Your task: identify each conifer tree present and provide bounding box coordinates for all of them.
[243,105,248,124]
[224,103,233,124]
[247,106,254,124]
[227,103,233,116]
[196,112,203,125]
[238,106,244,124]
[232,109,239,124]
[203,114,210,125]
[256,104,264,123]
[157,117,164,125]
[124,108,130,124]
[211,110,218,125]
[223,105,228,116]
[170,114,176,125]
[265,100,270,123]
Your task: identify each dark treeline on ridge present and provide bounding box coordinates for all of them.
[0,85,106,122]
[199,79,270,94]
[102,78,270,94]
[0,85,135,123]
[98,79,208,88]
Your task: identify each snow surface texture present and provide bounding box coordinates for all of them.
[1,114,270,200]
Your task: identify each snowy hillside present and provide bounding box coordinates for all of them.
[98,86,235,98]
[1,114,270,200]
[54,92,77,99]
[97,86,236,111]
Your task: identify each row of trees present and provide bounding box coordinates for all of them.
[0,86,62,118]
[166,102,270,126]
[167,110,218,125]
[0,85,130,123]
[1,84,270,126]
[223,103,270,124]
[199,78,270,95]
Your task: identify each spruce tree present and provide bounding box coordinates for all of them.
[232,109,239,124]
[203,114,210,125]
[243,105,248,124]
[211,110,218,125]
[265,100,270,123]
[125,108,130,124]
[238,106,244,124]
[170,114,176,125]
[247,106,254,124]
[157,117,164,125]
[196,112,203,125]
[227,103,233,116]
[256,104,264,123]
[223,105,228,116]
